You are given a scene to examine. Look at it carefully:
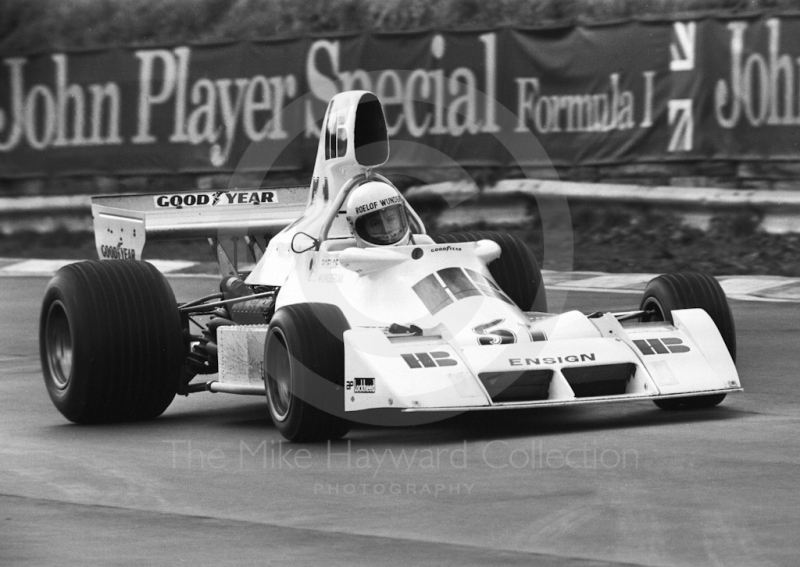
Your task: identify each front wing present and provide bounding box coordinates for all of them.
[343,309,741,413]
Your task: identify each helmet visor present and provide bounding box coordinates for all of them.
[355,204,408,245]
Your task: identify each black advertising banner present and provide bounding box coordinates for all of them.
[699,17,800,159]
[2,15,800,178]
[507,23,669,165]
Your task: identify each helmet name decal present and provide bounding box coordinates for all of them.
[379,195,402,207]
[355,201,379,214]
[354,196,402,215]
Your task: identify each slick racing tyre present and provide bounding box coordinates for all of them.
[432,231,547,312]
[39,260,184,423]
[264,303,352,442]
[640,272,735,410]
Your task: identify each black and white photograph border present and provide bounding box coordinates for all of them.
[2,2,800,566]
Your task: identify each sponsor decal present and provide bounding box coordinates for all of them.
[354,197,401,215]
[346,378,375,392]
[402,351,458,369]
[354,377,376,394]
[509,353,596,366]
[310,254,345,282]
[154,190,277,208]
[473,319,516,345]
[413,267,514,315]
[381,196,402,206]
[100,243,136,260]
[430,246,462,253]
[355,201,379,215]
[633,337,690,355]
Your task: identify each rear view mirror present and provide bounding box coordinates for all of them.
[291,232,318,253]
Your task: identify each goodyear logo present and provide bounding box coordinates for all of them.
[100,243,136,260]
[633,337,690,355]
[154,190,278,208]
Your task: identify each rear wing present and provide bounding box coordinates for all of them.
[92,186,309,262]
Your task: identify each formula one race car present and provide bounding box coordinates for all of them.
[40,91,742,441]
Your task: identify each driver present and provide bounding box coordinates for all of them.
[345,181,412,247]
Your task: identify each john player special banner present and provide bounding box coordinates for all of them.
[1,15,799,177]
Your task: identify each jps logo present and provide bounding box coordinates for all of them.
[402,351,458,369]
[633,337,691,355]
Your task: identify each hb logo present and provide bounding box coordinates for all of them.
[634,337,690,355]
[402,351,458,369]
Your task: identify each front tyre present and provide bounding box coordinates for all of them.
[39,260,184,423]
[640,272,735,410]
[264,303,352,442]
[432,231,547,312]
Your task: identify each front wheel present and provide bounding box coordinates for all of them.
[432,231,547,312]
[264,303,352,442]
[640,272,734,410]
[39,260,184,423]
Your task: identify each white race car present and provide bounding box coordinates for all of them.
[40,91,741,441]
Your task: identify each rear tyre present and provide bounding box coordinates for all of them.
[39,260,183,423]
[264,303,352,442]
[640,272,734,410]
[431,231,547,312]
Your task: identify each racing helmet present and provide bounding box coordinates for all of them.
[346,181,411,247]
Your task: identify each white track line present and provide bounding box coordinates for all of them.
[0,258,195,275]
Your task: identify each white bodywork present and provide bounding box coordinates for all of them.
[220,235,741,410]
[91,90,742,411]
[342,307,739,412]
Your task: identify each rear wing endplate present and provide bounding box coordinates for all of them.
[91,186,309,261]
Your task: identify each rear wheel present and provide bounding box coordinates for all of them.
[640,272,735,410]
[432,231,546,312]
[264,303,351,442]
[39,260,184,423]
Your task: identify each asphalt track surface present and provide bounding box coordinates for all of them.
[2,275,799,567]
